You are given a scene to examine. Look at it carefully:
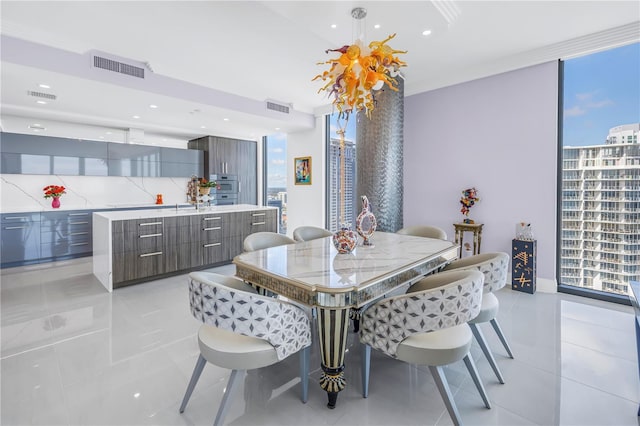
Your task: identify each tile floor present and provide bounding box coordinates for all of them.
[1,257,638,425]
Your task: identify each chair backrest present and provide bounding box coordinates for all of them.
[396,225,447,240]
[243,232,296,252]
[442,252,509,293]
[360,269,484,358]
[188,271,311,360]
[292,226,333,242]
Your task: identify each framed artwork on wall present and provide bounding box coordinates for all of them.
[294,156,312,185]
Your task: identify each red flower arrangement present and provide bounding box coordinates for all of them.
[43,185,66,198]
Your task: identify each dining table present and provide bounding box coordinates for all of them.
[233,231,458,408]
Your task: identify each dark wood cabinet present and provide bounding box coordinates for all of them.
[188,136,257,204]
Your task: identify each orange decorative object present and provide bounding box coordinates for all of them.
[155,194,163,204]
[313,33,407,118]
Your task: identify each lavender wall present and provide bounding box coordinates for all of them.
[404,61,558,279]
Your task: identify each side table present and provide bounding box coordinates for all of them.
[512,239,537,294]
[453,222,484,258]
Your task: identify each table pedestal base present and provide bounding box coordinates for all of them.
[317,307,350,408]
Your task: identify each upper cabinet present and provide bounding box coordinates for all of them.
[0,132,203,177]
[188,136,257,204]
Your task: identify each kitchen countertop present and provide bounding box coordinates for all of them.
[93,204,276,220]
[1,203,195,214]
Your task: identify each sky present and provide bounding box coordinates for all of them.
[563,42,640,146]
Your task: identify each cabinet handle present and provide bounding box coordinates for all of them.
[139,251,162,258]
[139,233,162,238]
[70,221,89,225]
[68,213,89,216]
[5,216,28,220]
[70,242,89,246]
[252,222,266,226]
[203,217,221,221]
[70,232,89,236]
[252,213,266,217]
[203,227,221,231]
[139,222,162,226]
[4,226,26,230]
[203,243,221,248]
[239,182,241,192]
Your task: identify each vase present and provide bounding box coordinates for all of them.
[355,195,377,246]
[51,197,61,209]
[198,187,211,196]
[332,224,358,254]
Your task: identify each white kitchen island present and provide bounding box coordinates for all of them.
[93,204,277,291]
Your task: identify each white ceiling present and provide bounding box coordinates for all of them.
[1,1,639,146]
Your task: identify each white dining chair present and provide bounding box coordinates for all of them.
[396,225,448,240]
[179,272,312,426]
[243,232,295,252]
[360,269,489,426]
[443,252,512,384]
[292,226,333,242]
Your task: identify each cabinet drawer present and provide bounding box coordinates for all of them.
[41,240,92,258]
[246,210,276,233]
[113,232,163,254]
[113,251,165,284]
[41,230,91,244]
[1,213,40,224]
[202,241,224,265]
[121,218,164,235]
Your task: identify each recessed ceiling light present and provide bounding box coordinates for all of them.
[36,100,47,105]
[200,125,206,129]
[330,24,337,29]
[422,29,432,36]
[374,24,381,29]
[149,104,158,109]
[275,127,280,131]
[99,136,104,139]
[38,84,50,89]
[106,131,112,135]
[223,118,229,122]
[132,115,140,119]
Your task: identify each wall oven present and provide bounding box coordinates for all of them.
[209,174,238,194]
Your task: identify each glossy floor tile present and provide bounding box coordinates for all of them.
[1,258,638,425]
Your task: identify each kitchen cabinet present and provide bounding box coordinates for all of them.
[112,218,165,286]
[1,213,41,267]
[40,210,93,260]
[188,136,257,204]
[94,206,277,290]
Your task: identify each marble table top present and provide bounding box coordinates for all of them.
[234,232,458,308]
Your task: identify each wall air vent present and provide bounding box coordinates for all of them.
[266,100,291,114]
[27,91,56,100]
[93,55,145,79]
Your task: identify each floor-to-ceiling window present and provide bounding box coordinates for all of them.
[325,113,357,232]
[559,42,640,300]
[263,133,287,234]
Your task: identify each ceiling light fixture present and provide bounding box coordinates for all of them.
[36,100,47,105]
[313,7,407,119]
[149,104,158,109]
[132,115,140,119]
[223,118,229,122]
[422,29,432,36]
[331,24,337,29]
[374,24,381,29]
[200,125,206,129]
[38,84,50,89]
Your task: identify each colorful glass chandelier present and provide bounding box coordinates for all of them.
[313,7,407,118]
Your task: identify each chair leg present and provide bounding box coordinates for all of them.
[214,369,245,426]
[429,365,462,426]
[463,353,491,409]
[179,354,207,413]
[299,345,310,403]
[469,323,505,384]
[361,343,371,398]
[490,318,514,359]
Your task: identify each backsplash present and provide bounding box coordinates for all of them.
[1,174,191,212]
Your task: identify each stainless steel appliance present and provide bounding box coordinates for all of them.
[209,174,238,205]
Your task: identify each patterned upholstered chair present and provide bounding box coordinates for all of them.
[179,272,312,426]
[292,226,332,242]
[443,252,512,384]
[360,270,490,426]
[396,225,448,240]
[243,232,295,252]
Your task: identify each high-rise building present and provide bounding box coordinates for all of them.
[328,136,356,232]
[560,123,640,295]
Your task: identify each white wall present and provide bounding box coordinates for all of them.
[285,115,326,237]
[404,61,559,279]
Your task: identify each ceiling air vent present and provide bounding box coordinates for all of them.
[266,100,291,114]
[27,91,57,100]
[93,55,145,79]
